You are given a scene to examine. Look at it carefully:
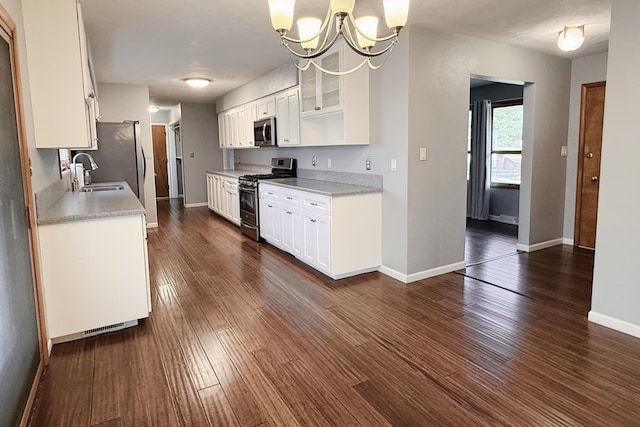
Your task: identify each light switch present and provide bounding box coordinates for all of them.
[366,158,371,170]
[312,156,316,166]
[328,158,332,168]
[561,146,568,157]
[189,152,195,158]
[391,159,397,172]
[420,147,427,161]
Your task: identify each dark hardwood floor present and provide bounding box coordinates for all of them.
[465,218,518,265]
[28,200,640,426]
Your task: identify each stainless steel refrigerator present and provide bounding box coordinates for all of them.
[73,121,146,203]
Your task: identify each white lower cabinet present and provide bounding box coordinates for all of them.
[281,206,303,257]
[259,183,381,279]
[206,173,240,226]
[38,214,150,341]
[302,212,330,274]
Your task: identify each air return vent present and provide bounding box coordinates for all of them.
[51,320,138,344]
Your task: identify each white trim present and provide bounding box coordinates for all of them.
[562,238,574,246]
[146,222,158,229]
[47,339,53,356]
[588,311,640,339]
[517,238,564,253]
[331,267,379,280]
[488,214,519,225]
[379,261,466,284]
[407,261,466,283]
[184,202,208,208]
[378,265,408,283]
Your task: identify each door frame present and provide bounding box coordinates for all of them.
[0,3,49,426]
[574,81,606,247]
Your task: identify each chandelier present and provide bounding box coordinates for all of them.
[267,0,410,75]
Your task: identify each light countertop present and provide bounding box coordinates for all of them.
[261,178,382,197]
[207,165,271,179]
[37,182,145,225]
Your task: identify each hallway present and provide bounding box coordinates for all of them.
[29,200,640,426]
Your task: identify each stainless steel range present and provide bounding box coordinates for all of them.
[239,158,296,241]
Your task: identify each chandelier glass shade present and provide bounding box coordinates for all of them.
[267,0,410,75]
[557,25,585,52]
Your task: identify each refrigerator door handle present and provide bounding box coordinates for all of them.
[141,147,147,179]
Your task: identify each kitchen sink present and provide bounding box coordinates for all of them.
[80,184,125,192]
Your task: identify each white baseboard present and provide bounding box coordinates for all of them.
[489,214,519,225]
[379,261,466,284]
[562,238,574,246]
[332,267,379,280]
[184,202,208,208]
[588,311,640,339]
[146,222,158,229]
[517,238,564,253]
[378,265,407,283]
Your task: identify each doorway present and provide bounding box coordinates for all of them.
[152,124,169,199]
[466,79,523,265]
[574,82,605,249]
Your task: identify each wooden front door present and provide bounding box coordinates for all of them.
[574,81,606,249]
[152,125,169,198]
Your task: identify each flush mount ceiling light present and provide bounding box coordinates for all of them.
[148,106,159,113]
[184,78,212,88]
[267,0,410,75]
[557,25,585,52]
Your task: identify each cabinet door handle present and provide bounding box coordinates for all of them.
[310,202,318,206]
[268,204,273,208]
[315,106,321,111]
[310,219,317,223]
[286,196,293,200]
[286,211,292,215]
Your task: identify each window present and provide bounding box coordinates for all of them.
[491,100,523,186]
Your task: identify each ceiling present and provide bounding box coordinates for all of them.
[80,0,611,107]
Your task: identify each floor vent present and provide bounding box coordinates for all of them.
[51,319,138,345]
[84,322,126,336]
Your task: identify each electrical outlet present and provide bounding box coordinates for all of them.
[328,158,332,168]
[366,158,371,170]
[312,156,316,166]
[391,159,397,172]
[561,146,568,157]
[189,152,195,158]
[420,147,427,161]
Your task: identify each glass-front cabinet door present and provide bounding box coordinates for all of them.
[299,45,343,116]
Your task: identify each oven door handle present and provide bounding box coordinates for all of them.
[262,123,268,143]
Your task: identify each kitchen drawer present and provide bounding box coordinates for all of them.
[260,185,280,201]
[303,195,331,217]
[280,190,301,206]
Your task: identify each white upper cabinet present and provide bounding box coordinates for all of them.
[300,49,342,117]
[23,0,99,149]
[299,42,370,146]
[276,87,300,146]
[256,96,276,118]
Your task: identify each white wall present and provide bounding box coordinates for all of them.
[590,0,640,337]
[179,103,222,206]
[562,53,608,241]
[222,26,571,279]
[96,83,158,226]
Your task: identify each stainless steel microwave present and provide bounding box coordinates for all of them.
[254,117,276,147]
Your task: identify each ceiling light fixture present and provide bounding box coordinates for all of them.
[185,78,212,88]
[148,106,159,113]
[267,0,410,76]
[557,25,585,52]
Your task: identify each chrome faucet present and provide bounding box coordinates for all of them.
[71,153,99,191]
